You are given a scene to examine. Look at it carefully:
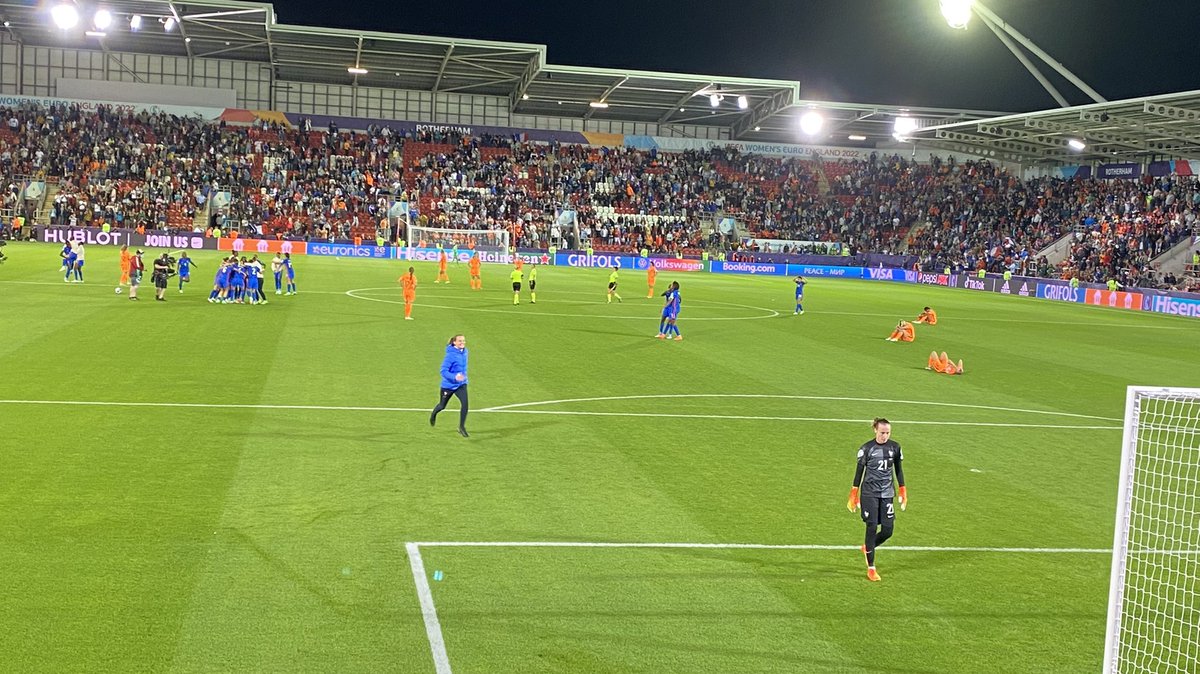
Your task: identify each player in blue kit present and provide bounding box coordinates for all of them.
[59,241,73,272]
[70,242,85,282]
[283,253,296,295]
[656,281,682,341]
[246,256,261,304]
[249,255,268,304]
[177,252,195,292]
[63,243,78,282]
[272,253,284,294]
[208,257,231,303]
[793,274,806,315]
[229,257,246,303]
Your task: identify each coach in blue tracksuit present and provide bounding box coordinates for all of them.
[430,334,469,438]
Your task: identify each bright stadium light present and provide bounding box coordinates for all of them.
[940,0,973,29]
[737,95,748,109]
[848,134,867,141]
[1068,138,1086,150]
[894,116,919,137]
[588,101,609,108]
[85,30,106,38]
[163,16,176,32]
[709,93,720,107]
[799,110,824,136]
[93,9,113,30]
[347,66,368,75]
[938,0,1106,107]
[129,14,142,31]
[50,4,79,30]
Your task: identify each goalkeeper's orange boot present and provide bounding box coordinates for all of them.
[867,567,881,582]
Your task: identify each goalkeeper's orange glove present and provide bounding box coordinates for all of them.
[898,486,908,511]
[846,487,859,512]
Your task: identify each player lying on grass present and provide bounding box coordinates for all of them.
[915,306,937,324]
[885,320,915,342]
[926,351,964,375]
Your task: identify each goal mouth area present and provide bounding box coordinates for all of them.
[1104,386,1200,674]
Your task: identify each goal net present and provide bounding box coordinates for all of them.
[406,224,510,252]
[1104,386,1200,674]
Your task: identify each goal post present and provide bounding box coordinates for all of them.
[406,224,510,254]
[1104,386,1200,674]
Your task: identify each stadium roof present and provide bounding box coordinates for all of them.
[4,0,1200,164]
[0,0,1005,142]
[911,90,1200,165]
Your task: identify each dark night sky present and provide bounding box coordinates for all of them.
[272,0,1200,114]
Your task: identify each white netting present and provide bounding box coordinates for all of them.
[1107,388,1200,674]
[406,225,509,251]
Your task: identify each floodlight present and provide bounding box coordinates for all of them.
[753,126,761,132]
[163,16,176,32]
[709,93,720,107]
[940,0,973,29]
[894,116,919,136]
[521,93,529,100]
[93,9,112,30]
[85,30,106,38]
[848,134,867,141]
[589,101,609,108]
[50,4,79,30]
[129,14,142,30]
[799,110,824,135]
[737,95,748,109]
[1068,138,1086,150]
[347,66,368,75]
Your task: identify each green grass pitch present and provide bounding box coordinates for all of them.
[2,241,1197,672]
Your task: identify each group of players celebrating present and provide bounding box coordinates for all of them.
[206,252,296,304]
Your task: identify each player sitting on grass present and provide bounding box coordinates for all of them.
[926,351,964,375]
[885,320,915,342]
[915,306,937,324]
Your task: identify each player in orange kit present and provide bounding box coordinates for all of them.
[399,266,418,319]
[926,351,964,375]
[915,306,938,324]
[435,250,450,283]
[468,252,482,290]
[115,244,131,293]
[885,320,915,342]
[646,261,657,298]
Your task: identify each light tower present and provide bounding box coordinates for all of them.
[939,0,1106,107]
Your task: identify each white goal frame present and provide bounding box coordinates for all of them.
[1103,385,1200,674]
[406,224,510,252]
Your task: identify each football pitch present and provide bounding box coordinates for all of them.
[2,241,1197,673]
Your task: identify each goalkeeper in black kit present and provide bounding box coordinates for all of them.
[846,418,908,582]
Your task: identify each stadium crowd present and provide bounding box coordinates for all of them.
[2,100,1197,289]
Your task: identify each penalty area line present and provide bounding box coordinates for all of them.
[408,541,1111,553]
[406,543,453,674]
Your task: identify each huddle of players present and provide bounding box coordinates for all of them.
[206,253,295,304]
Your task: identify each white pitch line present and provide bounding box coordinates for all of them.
[480,393,1121,422]
[0,399,431,413]
[0,399,1119,429]
[482,408,1118,429]
[411,541,1111,553]
[406,543,453,674]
